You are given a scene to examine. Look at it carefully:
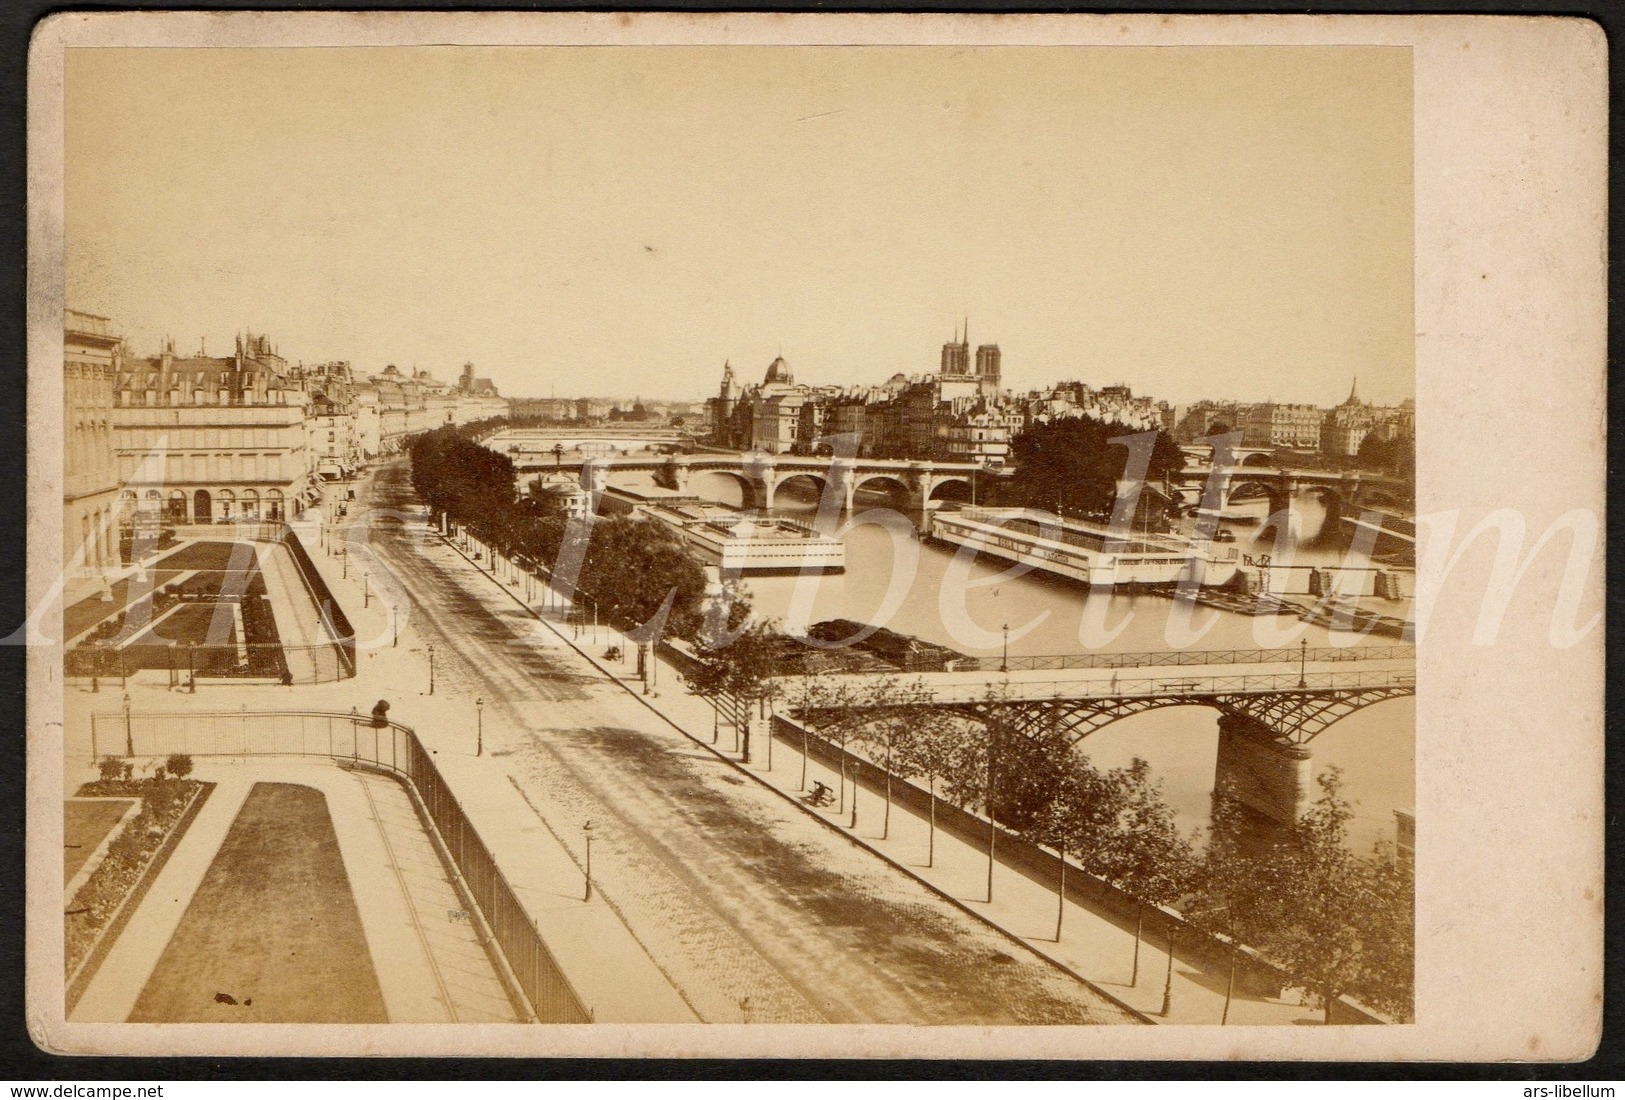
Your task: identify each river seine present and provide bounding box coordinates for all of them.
[609,463,1414,854]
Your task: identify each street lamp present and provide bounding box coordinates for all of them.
[341,547,348,579]
[363,571,370,607]
[391,602,400,648]
[1001,622,1010,673]
[187,641,196,693]
[427,643,435,696]
[475,697,484,756]
[582,820,595,901]
[1298,637,1308,689]
[122,692,133,756]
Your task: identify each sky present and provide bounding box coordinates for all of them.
[65,45,1413,407]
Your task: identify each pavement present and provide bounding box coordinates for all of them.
[69,758,520,1024]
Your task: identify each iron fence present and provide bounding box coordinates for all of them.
[65,640,353,686]
[87,709,591,1024]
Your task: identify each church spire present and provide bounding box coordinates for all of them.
[1345,376,1360,406]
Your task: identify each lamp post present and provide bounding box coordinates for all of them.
[187,641,196,693]
[582,820,595,901]
[427,643,435,696]
[1298,637,1308,689]
[91,641,100,693]
[341,546,348,579]
[363,571,370,607]
[122,692,133,756]
[1001,622,1010,673]
[475,697,484,756]
[391,602,400,648]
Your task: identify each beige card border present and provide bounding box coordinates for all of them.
[25,10,1607,1061]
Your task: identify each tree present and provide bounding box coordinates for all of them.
[1356,432,1415,478]
[983,713,1076,834]
[1092,758,1198,988]
[889,708,977,868]
[1025,752,1125,941]
[1257,768,1375,1023]
[784,676,874,812]
[1349,840,1415,1022]
[693,620,784,763]
[577,516,708,641]
[1007,416,1184,522]
[845,677,926,841]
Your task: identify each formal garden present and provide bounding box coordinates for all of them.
[65,541,289,680]
[66,755,211,997]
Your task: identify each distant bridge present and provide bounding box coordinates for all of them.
[1171,464,1413,518]
[521,451,986,523]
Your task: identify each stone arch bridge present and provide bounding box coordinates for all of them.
[1171,464,1413,525]
[525,452,987,526]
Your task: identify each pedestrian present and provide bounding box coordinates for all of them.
[371,699,390,728]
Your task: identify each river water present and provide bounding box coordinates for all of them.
[591,459,1413,854]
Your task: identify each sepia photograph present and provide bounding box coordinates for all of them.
[24,11,1604,1062]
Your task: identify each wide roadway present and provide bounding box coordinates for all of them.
[361,458,1137,1026]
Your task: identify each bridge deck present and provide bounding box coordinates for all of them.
[779,655,1414,705]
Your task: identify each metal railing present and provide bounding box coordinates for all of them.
[789,644,1413,676]
[783,667,1416,706]
[86,709,591,1024]
[65,640,353,686]
[993,644,1413,672]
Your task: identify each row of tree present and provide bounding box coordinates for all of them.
[774,677,1414,1022]
[407,424,736,645]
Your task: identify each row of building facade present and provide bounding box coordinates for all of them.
[705,333,1413,466]
[63,309,508,576]
[1171,381,1416,455]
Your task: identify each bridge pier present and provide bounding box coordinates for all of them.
[655,458,691,492]
[1212,712,1313,844]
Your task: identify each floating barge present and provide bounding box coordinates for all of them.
[928,506,1240,589]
